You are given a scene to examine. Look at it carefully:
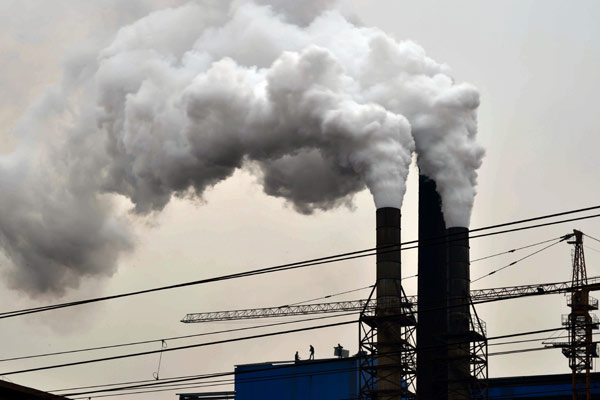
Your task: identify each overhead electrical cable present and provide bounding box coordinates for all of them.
[57,328,598,399]
[470,236,560,263]
[584,233,600,245]
[280,274,412,307]
[3,260,586,365]
[471,238,567,283]
[69,386,236,399]
[0,319,358,376]
[60,358,365,396]
[66,366,362,398]
[1,206,599,320]
[0,312,357,363]
[491,331,600,347]
[7,277,599,380]
[62,358,369,397]
[56,377,235,396]
[585,245,600,254]
[55,329,600,399]
[6,277,600,379]
[57,326,589,399]
[8,312,592,380]
[283,285,375,307]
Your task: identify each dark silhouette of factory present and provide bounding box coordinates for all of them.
[179,175,599,399]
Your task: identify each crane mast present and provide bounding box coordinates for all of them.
[547,230,599,400]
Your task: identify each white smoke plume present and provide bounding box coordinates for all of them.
[0,0,483,296]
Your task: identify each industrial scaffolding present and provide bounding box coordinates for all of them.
[357,284,487,400]
[358,284,417,399]
[547,230,599,400]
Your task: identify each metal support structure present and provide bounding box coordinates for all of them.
[358,284,417,399]
[181,300,370,323]
[180,277,600,323]
[359,286,379,399]
[468,300,488,400]
[548,230,599,400]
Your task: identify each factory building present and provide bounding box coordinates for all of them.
[179,173,598,399]
[177,359,600,399]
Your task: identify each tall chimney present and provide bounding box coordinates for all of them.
[446,226,471,400]
[376,207,404,399]
[417,175,448,400]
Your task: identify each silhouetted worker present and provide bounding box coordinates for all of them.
[295,351,300,362]
[336,343,344,358]
[309,345,314,360]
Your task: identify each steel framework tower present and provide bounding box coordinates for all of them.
[549,230,599,400]
[358,208,417,400]
[358,283,417,399]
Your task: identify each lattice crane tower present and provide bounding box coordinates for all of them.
[550,230,599,400]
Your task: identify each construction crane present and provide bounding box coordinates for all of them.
[181,276,600,323]
[546,230,599,400]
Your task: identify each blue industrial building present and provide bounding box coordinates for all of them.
[234,357,359,400]
[488,373,600,399]
[179,357,600,399]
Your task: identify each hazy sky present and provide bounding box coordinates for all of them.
[1,1,600,399]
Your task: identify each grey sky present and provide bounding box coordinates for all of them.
[1,1,599,399]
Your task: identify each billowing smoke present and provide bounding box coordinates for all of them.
[0,0,483,296]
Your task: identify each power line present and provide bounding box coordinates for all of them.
[3,263,579,366]
[66,363,364,399]
[284,274,417,307]
[585,245,600,254]
[3,207,600,321]
[490,332,600,347]
[0,312,567,379]
[283,285,374,307]
[8,212,600,320]
[5,277,597,378]
[70,386,235,399]
[62,357,368,397]
[57,327,595,399]
[488,344,563,357]
[0,312,356,363]
[55,329,598,395]
[471,237,567,283]
[470,236,560,263]
[0,319,358,376]
[56,376,235,396]
[584,233,600,245]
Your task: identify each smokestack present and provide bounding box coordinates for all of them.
[417,175,448,400]
[376,207,404,399]
[446,226,471,399]
[417,175,473,399]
